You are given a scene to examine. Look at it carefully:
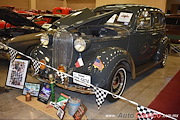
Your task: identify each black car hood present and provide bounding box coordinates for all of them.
[52,8,95,28]
[0,7,43,29]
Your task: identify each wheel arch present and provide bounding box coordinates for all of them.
[106,56,136,84]
[76,47,136,87]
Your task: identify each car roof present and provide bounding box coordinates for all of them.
[92,4,162,15]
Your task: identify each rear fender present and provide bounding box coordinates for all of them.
[153,36,170,61]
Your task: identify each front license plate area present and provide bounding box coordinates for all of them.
[73,72,91,87]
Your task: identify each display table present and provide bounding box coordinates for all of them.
[16,95,87,120]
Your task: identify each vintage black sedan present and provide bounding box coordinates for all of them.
[31,4,169,102]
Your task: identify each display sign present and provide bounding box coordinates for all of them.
[73,72,91,87]
[107,14,117,23]
[117,12,133,23]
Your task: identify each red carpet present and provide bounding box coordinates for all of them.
[148,70,180,120]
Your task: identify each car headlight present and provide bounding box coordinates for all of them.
[40,34,49,46]
[74,37,86,52]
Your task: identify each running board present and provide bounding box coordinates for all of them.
[135,60,162,76]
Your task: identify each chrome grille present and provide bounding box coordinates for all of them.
[52,29,73,68]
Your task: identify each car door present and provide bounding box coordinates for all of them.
[153,11,166,50]
[128,10,155,66]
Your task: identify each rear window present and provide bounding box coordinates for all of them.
[154,12,165,27]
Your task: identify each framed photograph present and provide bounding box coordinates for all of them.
[37,83,51,104]
[6,59,29,89]
[57,107,65,120]
[73,103,87,120]
[22,82,40,97]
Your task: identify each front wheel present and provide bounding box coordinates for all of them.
[159,47,168,68]
[106,64,127,102]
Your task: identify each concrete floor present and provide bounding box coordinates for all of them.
[0,53,179,120]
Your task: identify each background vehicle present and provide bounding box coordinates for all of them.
[52,7,72,15]
[165,14,180,54]
[0,7,62,58]
[0,7,45,39]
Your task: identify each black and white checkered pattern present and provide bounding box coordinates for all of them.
[56,71,67,84]
[9,48,18,62]
[31,59,40,75]
[94,87,108,109]
[137,105,155,120]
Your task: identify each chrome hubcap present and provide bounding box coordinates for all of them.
[111,68,126,98]
[162,48,168,66]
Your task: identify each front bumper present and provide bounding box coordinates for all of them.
[34,75,95,95]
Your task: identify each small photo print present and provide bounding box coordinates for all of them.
[23,82,40,97]
[37,83,51,104]
[57,107,65,120]
[6,59,29,89]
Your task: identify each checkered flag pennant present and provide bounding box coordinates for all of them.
[137,105,156,120]
[56,71,67,84]
[31,59,41,75]
[9,48,18,62]
[93,86,108,109]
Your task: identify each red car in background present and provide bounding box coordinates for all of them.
[0,5,38,28]
[0,5,72,28]
[52,7,72,15]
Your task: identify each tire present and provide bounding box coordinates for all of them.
[159,47,168,68]
[106,64,127,102]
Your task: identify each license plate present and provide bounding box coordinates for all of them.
[73,72,91,87]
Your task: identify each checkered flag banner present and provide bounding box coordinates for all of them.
[137,105,156,120]
[93,86,108,109]
[9,48,18,62]
[56,71,67,84]
[31,59,41,75]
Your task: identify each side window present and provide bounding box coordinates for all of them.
[154,12,165,27]
[137,11,152,30]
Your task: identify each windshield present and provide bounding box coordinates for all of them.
[105,11,134,28]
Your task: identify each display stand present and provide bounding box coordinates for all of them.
[16,95,87,120]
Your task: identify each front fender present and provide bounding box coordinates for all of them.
[74,47,135,87]
[7,32,45,52]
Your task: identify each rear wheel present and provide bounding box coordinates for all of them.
[106,64,127,102]
[159,47,168,68]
